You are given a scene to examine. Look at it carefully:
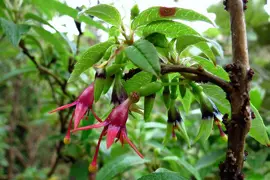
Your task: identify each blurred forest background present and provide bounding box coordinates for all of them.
[0,0,270,179]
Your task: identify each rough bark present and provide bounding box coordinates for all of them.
[219,0,252,179]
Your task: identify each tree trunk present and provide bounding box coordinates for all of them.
[219,0,252,179]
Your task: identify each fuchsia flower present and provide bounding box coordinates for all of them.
[71,93,144,172]
[49,83,101,144]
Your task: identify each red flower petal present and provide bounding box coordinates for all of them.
[122,131,144,158]
[71,121,108,133]
[49,101,77,113]
[106,125,120,149]
[73,102,89,129]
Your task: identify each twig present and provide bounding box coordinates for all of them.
[161,64,232,93]
[19,40,63,86]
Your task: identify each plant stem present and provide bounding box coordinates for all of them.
[219,0,252,179]
[161,64,232,93]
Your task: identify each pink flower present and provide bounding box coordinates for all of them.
[71,95,143,172]
[49,83,100,144]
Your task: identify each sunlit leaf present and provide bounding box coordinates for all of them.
[249,103,270,146]
[68,39,115,82]
[176,35,206,53]
[84,4,122,27]
[31,0,106,31]
[142,20,199,38]
[194,42,216,65]
[132,6,213,29]
[192,56,229,81]
[250,87,265,109]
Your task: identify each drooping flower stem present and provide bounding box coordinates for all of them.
[89,129,106,173]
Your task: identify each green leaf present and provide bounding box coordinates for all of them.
[194,119,214,143]
[176,35,223,59]
[163,156,201,180]
[84,4,122,27]
[32,26,68,60]
[176,35,206,53]
[69,160,88,180]
[249,103,270,146]
[180,88,193,113]
[125,39,160,76]
[96,155,149,180]
[247,149,268,170]
[132,6,213,30]
[250,87,265,109]
[31,0,106,31]
[145,33,169,48]
[0,67,36,84]
[192,56,229,81]
[195,150,225,170]
[24,13,54,29]
[123,71,153,94]
[0,18,30,46]
[194,42,215,65]
[138,172,187,180]
[201,84,230,114]
[142,21,199,38]
[68,39,115,83]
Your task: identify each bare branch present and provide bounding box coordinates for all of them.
[161,64,232,93]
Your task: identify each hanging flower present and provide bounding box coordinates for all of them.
[71,92,143,172]
[49,83,100,144]
[163,101,190,146]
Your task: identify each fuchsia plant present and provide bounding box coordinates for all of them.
[47,1,267,179]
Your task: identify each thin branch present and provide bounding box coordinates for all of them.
[161,64,232,93]
[19,40,63,86]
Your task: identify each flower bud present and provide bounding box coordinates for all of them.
[88,162,98,173]
[111,75,128,106]
[94,68,106,102]
[179,78,186,98]
[63,137,70,145]
[131,4,140,20]
[161,75,171,109]
[170,76,178,100]
[163,100,190,146]
[144,94,156,121]
[106,64,124,77]
[103,75,114,94]
[138,82,162,97]
[129,92,140,104]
